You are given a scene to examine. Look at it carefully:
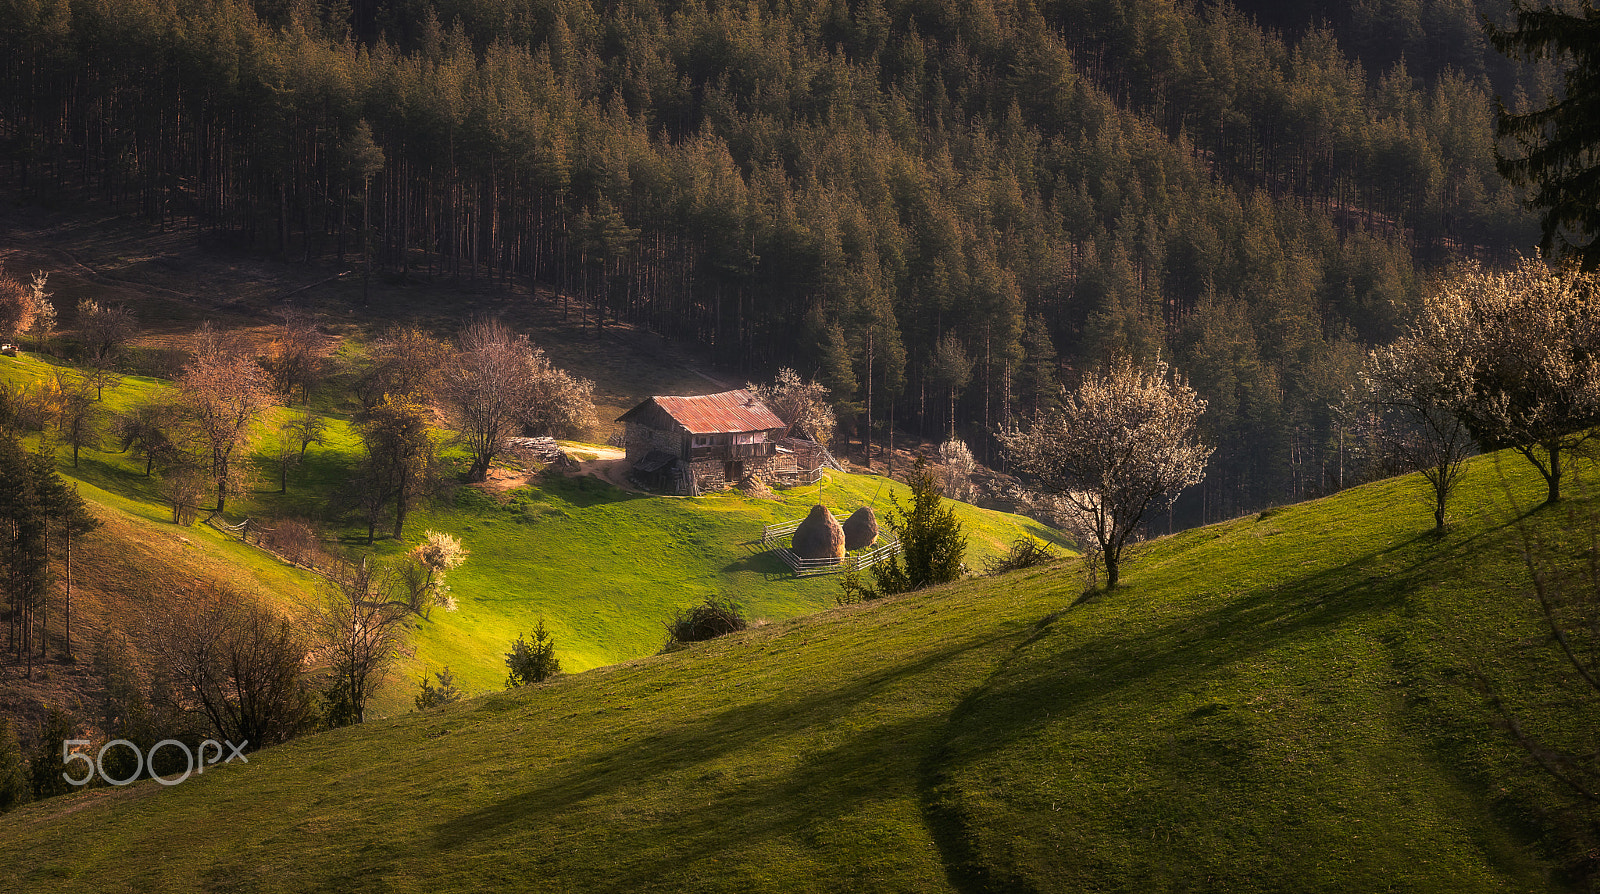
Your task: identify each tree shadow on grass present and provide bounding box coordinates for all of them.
[722,550,792,578]
[915,523,1541,893]
[539,473,646,508]
[416,627,1027,891]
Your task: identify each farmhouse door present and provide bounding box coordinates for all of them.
[725,461,743,482]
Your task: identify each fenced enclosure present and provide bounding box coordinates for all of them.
[762,512,902,577]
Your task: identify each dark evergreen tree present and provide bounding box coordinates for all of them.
[505,621,562,686]
[1488,2,1600,270]
[869,462,968,595]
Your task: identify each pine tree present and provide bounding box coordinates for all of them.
[1488,3,1600,270]
[29,707,77,800]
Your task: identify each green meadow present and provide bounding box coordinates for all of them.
[0,351,1068,714]
[2,439,1594,892]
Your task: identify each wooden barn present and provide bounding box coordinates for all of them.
[618,390,826,494]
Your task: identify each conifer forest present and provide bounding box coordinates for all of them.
[0,0,1552,525]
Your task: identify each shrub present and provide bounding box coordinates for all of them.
[505,621,562,687]
[415,667,464,710]
[983,538,1058,575]
[664,597,747,647]
[0,716,28,813]
[263,518,326,568]
[29,707,78,800]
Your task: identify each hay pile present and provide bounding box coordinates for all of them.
[737,476,776,500]
[842,506,879,550]
[791,504,845,560]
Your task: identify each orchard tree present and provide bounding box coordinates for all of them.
[0,267,36,343]
[355,326,447,410]
[25,272,53,353]
[116,401,188,476]
[285,407,328,459]
[749,367,837,446]
[1488,3,1600,270]
[264,308,324,404]
[76,299,137,368]
[395,530,469,618]
[314,559,408,726]
[1001,357,1212,588]
[45,371,99,467]
[1418,260,1600,505]
[936,437,976,500]
[1354,336,1476,530]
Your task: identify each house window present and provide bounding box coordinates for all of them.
[692,436,711,447]
[734,433,755,445]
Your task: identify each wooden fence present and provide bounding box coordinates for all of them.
[762,512,901,577]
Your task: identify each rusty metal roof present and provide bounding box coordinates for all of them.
[617,389,785,434]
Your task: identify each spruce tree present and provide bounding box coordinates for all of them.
[870,462,968,595]
[1489,3,1600,270]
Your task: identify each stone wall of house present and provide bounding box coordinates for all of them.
[624,422,685,463]
[686,453,782,492]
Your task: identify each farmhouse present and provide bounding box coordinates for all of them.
[618,389,826,494]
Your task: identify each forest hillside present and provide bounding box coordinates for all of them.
[0,0,1552,525]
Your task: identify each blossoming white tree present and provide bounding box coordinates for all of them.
[1413,259,1600,506]
[1001,357,1211,588]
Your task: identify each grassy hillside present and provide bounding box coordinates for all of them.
[0,352,1066,717]
[2,448,1592,892]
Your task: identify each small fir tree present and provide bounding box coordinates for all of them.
[415,667,464,710]
[863,462,967,596]
[505,621,562,687]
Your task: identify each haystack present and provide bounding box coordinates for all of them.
[791,504,845,561]
[842,506,879,551]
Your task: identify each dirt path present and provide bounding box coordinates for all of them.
[567,446,643,493]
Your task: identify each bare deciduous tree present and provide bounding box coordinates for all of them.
[145,589,314,749]
[75,299,137,366]
[177,329,274,512]
[284,407,327,459]
[43,371,99,467]
[1000,357,1212,589]
[355,393,438,541]
[355,326,447,410]
[115,401,189,476]
[263,307,324,405]
[1419,260,1600,505]
[267,425,302,494]
[313,559,410,726]
[157,462,208,525]
[441,318,594,482]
